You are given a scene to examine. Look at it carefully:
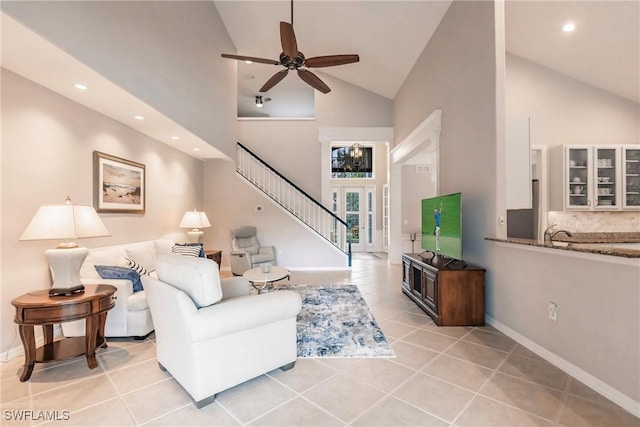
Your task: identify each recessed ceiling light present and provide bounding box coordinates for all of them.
[244,60,253,64]
[194,147,200,152]
[562,22,575,32]
[171,136,179,140]
[134,115,144,120]
[74,83,88,90]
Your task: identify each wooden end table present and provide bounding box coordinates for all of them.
[11,284,117,381]
[205,250,222,269]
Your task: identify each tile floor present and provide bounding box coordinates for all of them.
[2,254,638,426]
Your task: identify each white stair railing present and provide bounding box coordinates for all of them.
[236,143,352,262]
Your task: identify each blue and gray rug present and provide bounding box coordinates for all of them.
[273,284,396,358]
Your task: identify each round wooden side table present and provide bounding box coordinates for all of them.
[11,284,117,381]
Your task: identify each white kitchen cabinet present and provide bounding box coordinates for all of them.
[622,145,640,209]
[565,146,593,209]
[564,145,622,210]
[593,146,621,210]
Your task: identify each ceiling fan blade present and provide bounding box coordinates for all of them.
[221,54,279,66]
[305,54,360,68]
[260,70,289,92]
[297,69,331,94]
[280,22,298,59]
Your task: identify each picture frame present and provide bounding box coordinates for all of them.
[94,151,145,213]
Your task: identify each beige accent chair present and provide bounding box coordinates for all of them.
[230,226,276,275]
[142,254,301,408]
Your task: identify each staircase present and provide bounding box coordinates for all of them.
[236,142,352,265]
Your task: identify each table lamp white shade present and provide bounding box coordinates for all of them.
[20,197,110,289]
[179,210,211,243]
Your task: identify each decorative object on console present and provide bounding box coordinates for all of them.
[20,197,110,296]
[94,151,145,214]
[179,210,211,243]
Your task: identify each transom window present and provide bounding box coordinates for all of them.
[331,144,373,178]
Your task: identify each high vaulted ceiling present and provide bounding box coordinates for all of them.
[217,0,638,118]
[2,1,637,139]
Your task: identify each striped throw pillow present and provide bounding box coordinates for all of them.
[124,257,148,275]
[172,245,202,257]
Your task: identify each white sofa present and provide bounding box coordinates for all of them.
[61,239,174,338]
[143,254,301,408]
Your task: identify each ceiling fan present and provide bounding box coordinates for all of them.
[221,0,359,94]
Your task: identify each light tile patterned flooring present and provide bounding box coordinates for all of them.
[2,254,638,426]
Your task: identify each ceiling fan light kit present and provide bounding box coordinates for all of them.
[221,1,359,94]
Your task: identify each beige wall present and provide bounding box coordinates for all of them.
[204,76,393,267]
[1,70,204,353]
[2,1,238,158]
[315,74,394,128]
[393,0,499,265]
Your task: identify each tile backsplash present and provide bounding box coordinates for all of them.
[548,211,640,233]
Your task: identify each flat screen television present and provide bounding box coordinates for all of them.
[421,192,462,261]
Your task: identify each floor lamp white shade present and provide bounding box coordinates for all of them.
[179,210,211,243]
[20,197,110,290]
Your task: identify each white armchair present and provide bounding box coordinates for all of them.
[230,226,276,275]
[142,254,301,408]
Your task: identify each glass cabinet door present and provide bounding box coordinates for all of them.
[623,146,640,209]
[593,147,620,209]
[566,146,591,209]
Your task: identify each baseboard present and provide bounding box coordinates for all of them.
[0,325,63,363]
[486,314,640,418]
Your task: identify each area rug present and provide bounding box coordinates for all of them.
[273,284,396,358]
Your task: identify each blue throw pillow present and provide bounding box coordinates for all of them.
[94,265,143,292]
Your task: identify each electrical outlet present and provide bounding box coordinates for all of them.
[548,302,558,322]
[499,216,505,225]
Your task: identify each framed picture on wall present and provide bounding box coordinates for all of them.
[94,151,145,213]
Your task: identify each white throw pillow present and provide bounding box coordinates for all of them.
[156,254,222,308]
[125,242,157,272]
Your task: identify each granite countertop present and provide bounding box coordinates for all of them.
[486,232,640,258]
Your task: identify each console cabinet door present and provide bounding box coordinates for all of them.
[422,268,438,313]
[402,258,411,291]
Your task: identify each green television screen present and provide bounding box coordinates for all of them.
[421,192,462,260]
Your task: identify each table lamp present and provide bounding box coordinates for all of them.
[20,197,110,296]
[179,210,211,243]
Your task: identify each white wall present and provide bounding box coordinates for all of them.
[506,54,639,148]
[487,242,640,407]
[506,53,640,213]
[401,165,436,236]
[1,70,204,353]
[2,1,238,158]
[488,24,640,414]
